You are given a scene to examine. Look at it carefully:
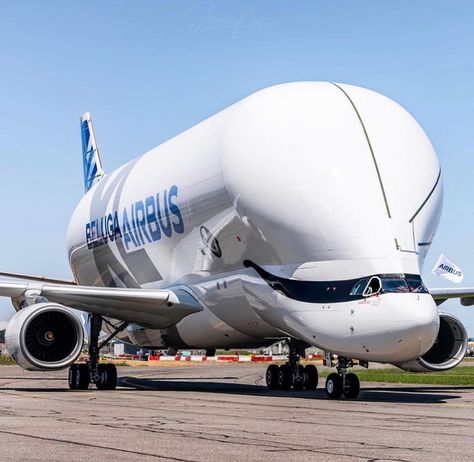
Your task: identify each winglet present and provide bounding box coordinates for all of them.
[81,112,104,192]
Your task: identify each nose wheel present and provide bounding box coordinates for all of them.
[324,357,360,399]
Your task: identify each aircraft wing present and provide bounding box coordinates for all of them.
[429,287,474,306]
[0,271,76,284]
[0,280,203,328]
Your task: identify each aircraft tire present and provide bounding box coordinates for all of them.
[278,364,292,390]
[96,364,117,390]
[293,365,306,390]
[68,364,78,390]
[304,365,318,390]
[266,364,280,390]
[343,372,360,399]
[75,363,90,390]
[325,373,342,399]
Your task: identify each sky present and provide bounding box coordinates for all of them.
[0,1,473,332]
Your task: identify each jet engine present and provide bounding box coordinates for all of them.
[5,303,84,371]
[397,311,468,372]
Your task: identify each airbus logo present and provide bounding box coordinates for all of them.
[437,264,463,277]
[85,185,184,251]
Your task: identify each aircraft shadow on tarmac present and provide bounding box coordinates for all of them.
[0,374,469,404]
[0,376,66,381]
[118,376,469,404]
[0,375,70,393]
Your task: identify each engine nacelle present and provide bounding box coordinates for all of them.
[6,303,84,371]
[396,311,468,372]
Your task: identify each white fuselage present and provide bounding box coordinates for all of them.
[66,82,442,364]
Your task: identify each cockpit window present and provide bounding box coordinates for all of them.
[348,274,429,298]
[382,278,409,293]
[350,278,369,296]
[363,276,382,297]
[379,274,428,294]
[406,276,429,293]
[350,277,382,297]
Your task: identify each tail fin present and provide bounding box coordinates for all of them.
[80,112,104,192]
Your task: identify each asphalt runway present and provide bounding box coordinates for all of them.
[0,364,473,462]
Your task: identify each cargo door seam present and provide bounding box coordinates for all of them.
[331,82,392,219]
[409,168,441,223]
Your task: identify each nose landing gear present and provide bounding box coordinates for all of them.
[265,339,318,391]
[325,356,360,399]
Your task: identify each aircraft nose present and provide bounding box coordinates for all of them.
[385,294,440,362]
[280,293,441,364]
[359,294,440,363]
[411,295,440,356]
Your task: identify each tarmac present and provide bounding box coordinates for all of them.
[0,363,473,462]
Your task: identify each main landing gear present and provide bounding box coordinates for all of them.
[325,356,360,400]
[265,339,318,391]
[68,315,126,391]
[265,341,361,399]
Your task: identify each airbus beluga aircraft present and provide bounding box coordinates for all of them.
[1,82,473,399]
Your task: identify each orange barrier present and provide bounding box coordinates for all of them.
[116,354,321,363]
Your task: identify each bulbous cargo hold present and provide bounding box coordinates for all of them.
[221,82,443,278]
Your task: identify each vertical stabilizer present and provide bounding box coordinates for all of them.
[81,112,104,192]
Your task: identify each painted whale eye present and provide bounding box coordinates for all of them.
[362,277,382,297]
[200,226,222,258]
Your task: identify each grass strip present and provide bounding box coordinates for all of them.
[318,366,474,385]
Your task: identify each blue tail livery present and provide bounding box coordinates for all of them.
[81,112,104,192]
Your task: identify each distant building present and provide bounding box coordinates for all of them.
[112,340,143,356]
[0,342,8,356]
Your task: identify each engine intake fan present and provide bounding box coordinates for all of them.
[397,311,468,372]
[6,303,84,371]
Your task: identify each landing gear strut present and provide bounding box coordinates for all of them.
[68,315,123,391]
[265,339,318,391]
[325,356,360,399]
